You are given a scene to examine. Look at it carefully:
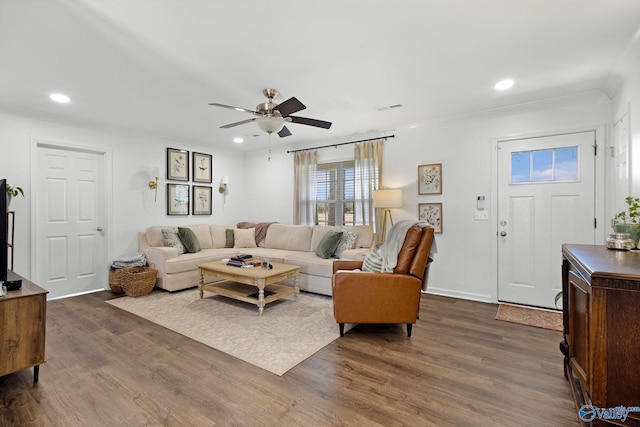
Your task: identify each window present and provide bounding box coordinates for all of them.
[511,146,578,183]
[316,161,355,226]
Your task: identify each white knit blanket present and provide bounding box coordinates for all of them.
[377,220,435,273]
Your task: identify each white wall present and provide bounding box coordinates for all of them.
[245,92,611,302]
[611,54,640,196]
[0,112,246,280]
[0,90,612,301]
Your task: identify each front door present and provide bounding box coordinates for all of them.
[497,131,596,308]
[35,144,107,299]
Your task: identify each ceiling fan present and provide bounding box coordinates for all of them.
[208,88,332,138]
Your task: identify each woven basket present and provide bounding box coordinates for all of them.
[120,266,157,297]
[109,268,126,294]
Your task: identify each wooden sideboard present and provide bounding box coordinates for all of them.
[0,276,47,382]
[561,244,640,427]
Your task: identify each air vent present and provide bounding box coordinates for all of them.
[377,104,403,111]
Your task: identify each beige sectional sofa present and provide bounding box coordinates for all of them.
[138,223,374,295]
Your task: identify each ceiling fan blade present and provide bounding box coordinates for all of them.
[208,103,256,115]
[289,115,332,129]
[220,118,256,129]
[273,97,306,117]
[278,126,292,138]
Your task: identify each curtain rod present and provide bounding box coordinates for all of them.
[286,135,395,154]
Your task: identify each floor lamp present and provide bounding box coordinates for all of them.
[373,189,403,244]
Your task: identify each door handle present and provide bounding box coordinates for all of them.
[500,231,507,237]
[96,226,104,232]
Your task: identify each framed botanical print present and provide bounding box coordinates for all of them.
[167,184,189,215]
[192,152,212,183]
[192,185,212,215]
[418,163,442,195]
[167,148,189,181]
[418,202,443,234]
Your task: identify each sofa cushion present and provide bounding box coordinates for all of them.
[146,226,168,248]
[332,230,359,259]
[234,228,257,248]
[315,230,343,259]
[178,227,201,253]
[240,247,301,264]
[210,225,233,249]
[283,252,335,277]
[164,249,236,274]
[188,224,213,249]
[264,224,312,251]
[162,227,185,254]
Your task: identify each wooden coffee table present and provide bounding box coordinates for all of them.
[197,261,300,315]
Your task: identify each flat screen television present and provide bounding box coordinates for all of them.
[1,178,22,289]
[1,178,7,284]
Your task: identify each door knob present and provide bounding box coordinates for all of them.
[97,226,104,232]
[500,231,507,237]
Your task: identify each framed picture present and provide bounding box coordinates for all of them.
[418,163,442,195]
[418,203,443,234]
[167,148,189,181]
[192,152,212,183]
[192,185,212,215]
[167,184,189,215]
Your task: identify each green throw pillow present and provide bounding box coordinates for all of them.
[362,251,384,272]
[315,230,343,259]
[178,227,201,253]
[225,229,235,248]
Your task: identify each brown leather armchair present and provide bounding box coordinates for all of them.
[332,225,435,337]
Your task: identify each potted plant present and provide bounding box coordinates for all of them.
[5,183,24,208]
[614,196,640,249]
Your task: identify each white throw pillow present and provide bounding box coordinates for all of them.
[234,228,257,248]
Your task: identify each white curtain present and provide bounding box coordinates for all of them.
[293,150,318,225]
[354,140,384,231]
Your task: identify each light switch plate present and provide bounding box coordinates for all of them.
[474,210,489,220]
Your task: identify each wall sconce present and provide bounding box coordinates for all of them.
[148,177,159,202]
[373,189,403,244]
[218,175,229,204]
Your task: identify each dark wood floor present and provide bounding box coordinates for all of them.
[0,290,578,427]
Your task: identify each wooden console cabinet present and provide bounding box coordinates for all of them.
[561,244,640,427]
[0,276,47,382]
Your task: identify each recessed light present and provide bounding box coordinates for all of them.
[233,137,244,144]
[494,80,514,91]
[50,93,71,103]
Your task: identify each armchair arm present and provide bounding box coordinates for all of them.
[332,272,422,324]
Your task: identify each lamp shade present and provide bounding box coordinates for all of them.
[373,189,402,208]
[220,175,230,185]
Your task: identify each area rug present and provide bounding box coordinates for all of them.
[495,303,563,332]
[106,289,341,376]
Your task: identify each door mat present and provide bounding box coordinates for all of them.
[495,303,563,332]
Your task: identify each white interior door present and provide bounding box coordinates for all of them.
[35,145,107,299]
[497,131,596,308]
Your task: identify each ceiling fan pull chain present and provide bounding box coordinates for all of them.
[268,133,272,161]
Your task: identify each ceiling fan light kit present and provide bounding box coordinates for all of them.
[256,116,285,134]
[208,88,332,138]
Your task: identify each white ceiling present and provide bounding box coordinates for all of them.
[1,0,640,151]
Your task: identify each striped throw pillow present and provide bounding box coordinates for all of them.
[362,252,384,272]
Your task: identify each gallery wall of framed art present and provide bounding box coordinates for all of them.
[417,163,443,233]
[166,147,213,216]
